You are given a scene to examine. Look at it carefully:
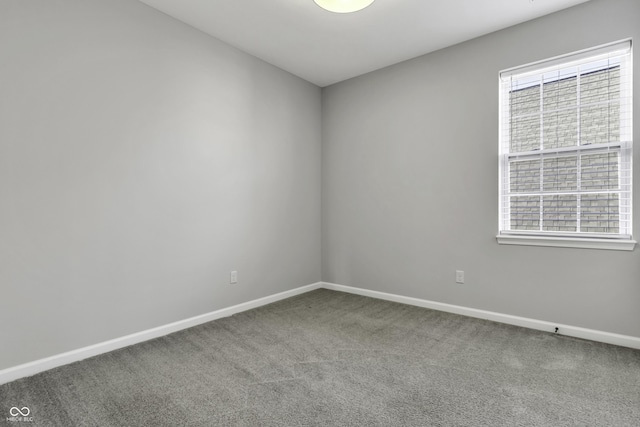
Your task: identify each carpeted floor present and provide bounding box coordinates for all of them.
[1,288,639,426]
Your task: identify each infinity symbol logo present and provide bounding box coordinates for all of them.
[9,407,30,417]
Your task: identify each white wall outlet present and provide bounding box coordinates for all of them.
[230,271,238,284]
[455,270,464,284]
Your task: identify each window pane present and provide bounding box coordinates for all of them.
[511,81,540,116]
[581,152,619,190]
[543,156,577,191]
[580,193,620,234]
[580,66,620,104]
[580,104,619,145]
[510,159,540,193]
[543,109,577,149]
[580,66,620,146]
[510,196,540,230]
[511,115,540,152]
[510,81,540,154]
[543,75,577,110]
[542,195,577,232]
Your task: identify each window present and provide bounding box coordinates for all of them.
[498,41,634,250]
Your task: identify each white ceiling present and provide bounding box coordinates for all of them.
[139,0,590,87]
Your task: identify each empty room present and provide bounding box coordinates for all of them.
[1,0,639,425]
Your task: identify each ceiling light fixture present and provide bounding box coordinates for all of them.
[313,0,375,14]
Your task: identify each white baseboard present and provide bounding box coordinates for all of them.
[321,282,640,350]
[0,282,323,386]
[3,280,639,386]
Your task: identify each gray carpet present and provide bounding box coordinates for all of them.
[1,289,639,426]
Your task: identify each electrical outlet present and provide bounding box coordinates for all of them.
[230,271,238,284]
[455,270,464,284]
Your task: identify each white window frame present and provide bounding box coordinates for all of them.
[497,40,635,251]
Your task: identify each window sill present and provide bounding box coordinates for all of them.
[496,234,636,251]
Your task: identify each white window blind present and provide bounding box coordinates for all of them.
[498,41,633,249]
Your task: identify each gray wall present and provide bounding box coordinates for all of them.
[322,0,640,337]
[0,0,321,370]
